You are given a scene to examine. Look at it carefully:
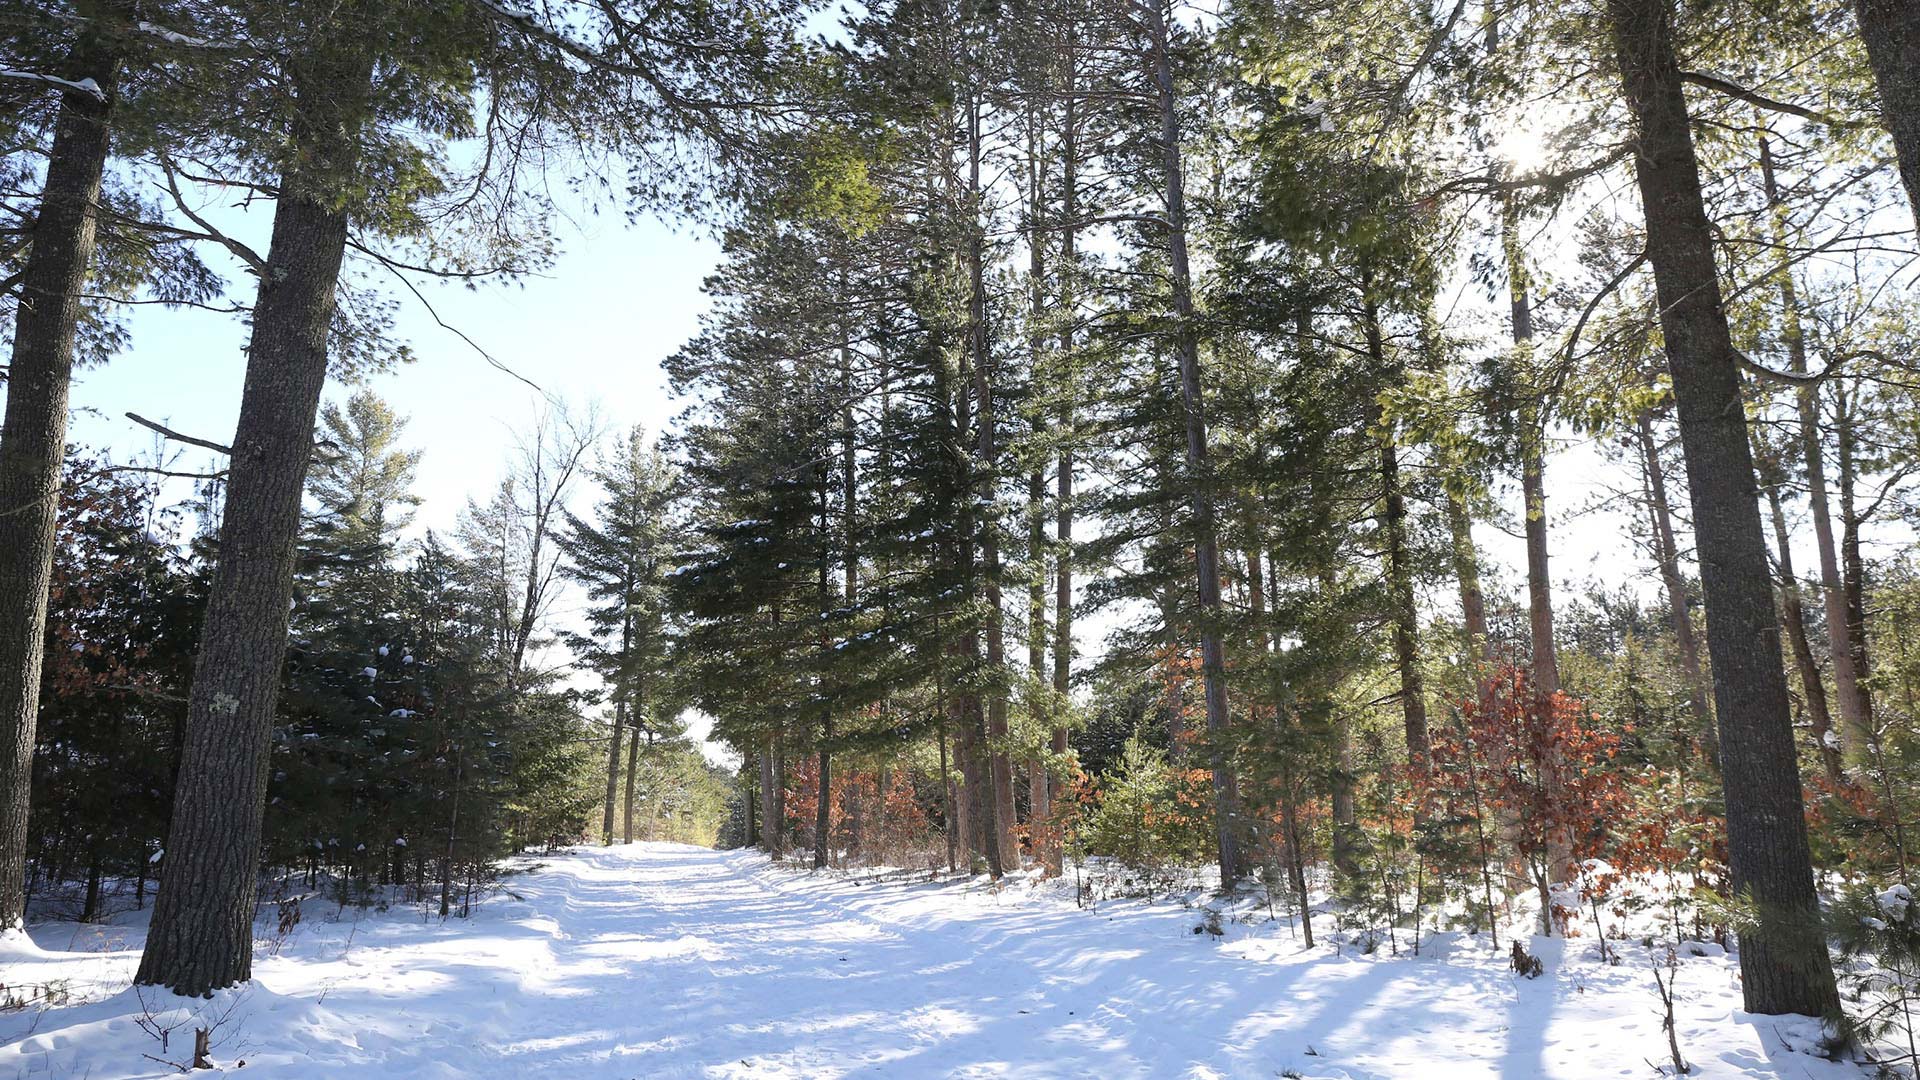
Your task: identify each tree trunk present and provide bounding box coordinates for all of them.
[773,746,786,849]
[939,303,996,878]
[846,764,865,864]
[813,508,835,872]
[1383,438,1431,758]
[813,732,832,870]
[1024,111,1053,865]
[1855,0,1920,232]
[1836,391,1873,743]
[0,27,118,932]
[439,749,463,918]
[623,709,640,844]
[1520,422,1559,691]
[1445,480,1489,664]
[938,717,959,872]
[1638,413,1718,764]
[1362,292,1431,762]
[82,842,102,924]
[602,703,624,845]
[1763,466,1844,785]
[744,753,757,849]
[1049,57,1077,846]
[1027,457,1050,849]
[967,93,1019,876]
[1329,706,1360,883]
[954,707,985,868]
[1607,0,1840,1017]
[758,735,780,852]
[1253,548,1314,938]
[1145,0,1243,885]
[1760,138,1871,762]
[135,59,370,992]
[1502,194,1561,700]
[823,325,860,871]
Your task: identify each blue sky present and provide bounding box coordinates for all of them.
[70,208,719,541]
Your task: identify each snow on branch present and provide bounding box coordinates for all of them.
[0,69,105,101]
[136,20,215,48]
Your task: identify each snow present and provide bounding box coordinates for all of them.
[0,845,1873,1078]
[136,20,213,46]
[0,69,105,100]
[478,0,536,21]
[1876,883,1912,923]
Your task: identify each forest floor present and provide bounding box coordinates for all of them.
[0,842,1879,1078]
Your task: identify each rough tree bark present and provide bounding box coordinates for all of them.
[936,279,999,878]
[1854,0,1920,232]
[938,718,958,872]
[1607,0,1840,1017]
[1027,457,1050,839]
[0,23,118,932]
[136,49,375,995]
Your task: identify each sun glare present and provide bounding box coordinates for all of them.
[1494,123,1547,172]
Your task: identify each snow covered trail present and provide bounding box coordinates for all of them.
[0,843,1870,1078]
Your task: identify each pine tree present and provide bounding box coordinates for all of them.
[1605,0,1840,1018]
[557,426,679,846]
[140,0,808,995]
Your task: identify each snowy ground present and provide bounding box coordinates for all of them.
[0,843,1875,1078]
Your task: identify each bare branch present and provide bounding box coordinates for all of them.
[1733,347,1880,387]
[97,464,228,481]
[361,248,552,399]
[157,155,267,275]
[125,412,231,455]
[1557,253,1648,366]
[1679,71,1857,129]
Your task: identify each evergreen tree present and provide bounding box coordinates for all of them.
[141,0,808,995]
[556,426,679,845]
